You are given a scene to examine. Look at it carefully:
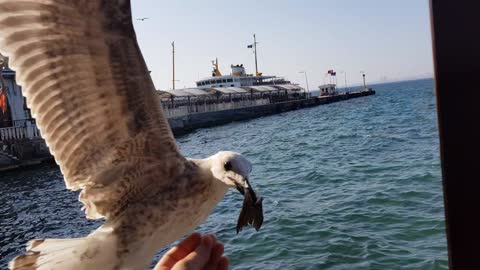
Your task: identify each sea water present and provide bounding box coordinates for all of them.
[0,78,447,269]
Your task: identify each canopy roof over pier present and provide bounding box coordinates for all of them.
[158,83,302,99]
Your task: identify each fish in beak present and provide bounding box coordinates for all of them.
[235,178,264,234]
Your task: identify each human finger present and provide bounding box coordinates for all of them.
[216,256,229,270]
[155,233,202,270]
[172,234,213,270]
[203,239,224,270]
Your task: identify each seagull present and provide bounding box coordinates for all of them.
[0,1,263,269]
[136,17,149,21]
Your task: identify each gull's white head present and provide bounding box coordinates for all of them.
[210,151,252,189]
[209,151,263,233]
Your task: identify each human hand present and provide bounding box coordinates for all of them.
[154,233,229,270]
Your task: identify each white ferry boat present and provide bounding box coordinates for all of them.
[195,33,299,91]
[163,34,303,96]
[195,59,297,90]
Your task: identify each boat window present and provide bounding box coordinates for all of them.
[216,80,222,83]
[222,79,227,83]
[227,79,233,82]
[231,84,235,87]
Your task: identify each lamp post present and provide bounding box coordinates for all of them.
[360,71,367,89]
[299,71,309,98]
[338,71,348,92]
[172,41,176,89]
[170,80,180,90]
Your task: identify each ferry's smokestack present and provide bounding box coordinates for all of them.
[231,64,246,76]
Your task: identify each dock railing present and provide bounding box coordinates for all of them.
[161,98,271,118]
[0,119,41,142]
[160,90,308,118]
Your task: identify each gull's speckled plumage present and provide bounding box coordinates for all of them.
[0,1,263,269]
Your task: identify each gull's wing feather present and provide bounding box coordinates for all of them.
[0,0,185,219]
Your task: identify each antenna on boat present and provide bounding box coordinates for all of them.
[254,34,259,76]
[248,34,261,76]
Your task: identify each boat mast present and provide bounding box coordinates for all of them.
[254,34,259,76]
[172,41,175,90]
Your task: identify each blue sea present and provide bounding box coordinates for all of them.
[0,78,447,269]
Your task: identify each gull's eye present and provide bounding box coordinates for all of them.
[224,161,233,171]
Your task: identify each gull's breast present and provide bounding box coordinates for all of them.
[151,178,229,247]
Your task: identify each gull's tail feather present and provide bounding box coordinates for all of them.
[9,233,117,270]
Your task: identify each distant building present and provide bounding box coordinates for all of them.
[318,84,337,96]
[0,67,31,128]
[0,65,41,146]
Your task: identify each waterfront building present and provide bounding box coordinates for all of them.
[0,59,40,142]
[318,84,337,96]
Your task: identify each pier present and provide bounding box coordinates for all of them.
[0,68,374,171]
[167,89,375,135]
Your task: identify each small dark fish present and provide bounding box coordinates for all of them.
[236,181,264,234]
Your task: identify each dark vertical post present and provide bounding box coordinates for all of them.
[430,0,480,268]
[254,34,258,76]
[172,41,175,90]
[344,72,348,91]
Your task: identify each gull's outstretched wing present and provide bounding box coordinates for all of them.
[0,0,185,219]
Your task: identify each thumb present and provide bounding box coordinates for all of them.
[173,235,213,270]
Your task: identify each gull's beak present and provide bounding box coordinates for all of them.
[235,177,264,234]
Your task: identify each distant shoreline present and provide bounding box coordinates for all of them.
[346,77,434,89]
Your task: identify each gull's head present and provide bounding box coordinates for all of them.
[210,151,252,188]
[210,151,264,233]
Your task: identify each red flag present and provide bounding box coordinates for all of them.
[0,70,6,114]
[0,90,7,114]
[328,70,334,74]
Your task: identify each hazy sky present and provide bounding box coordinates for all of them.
[131,0,433,90]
